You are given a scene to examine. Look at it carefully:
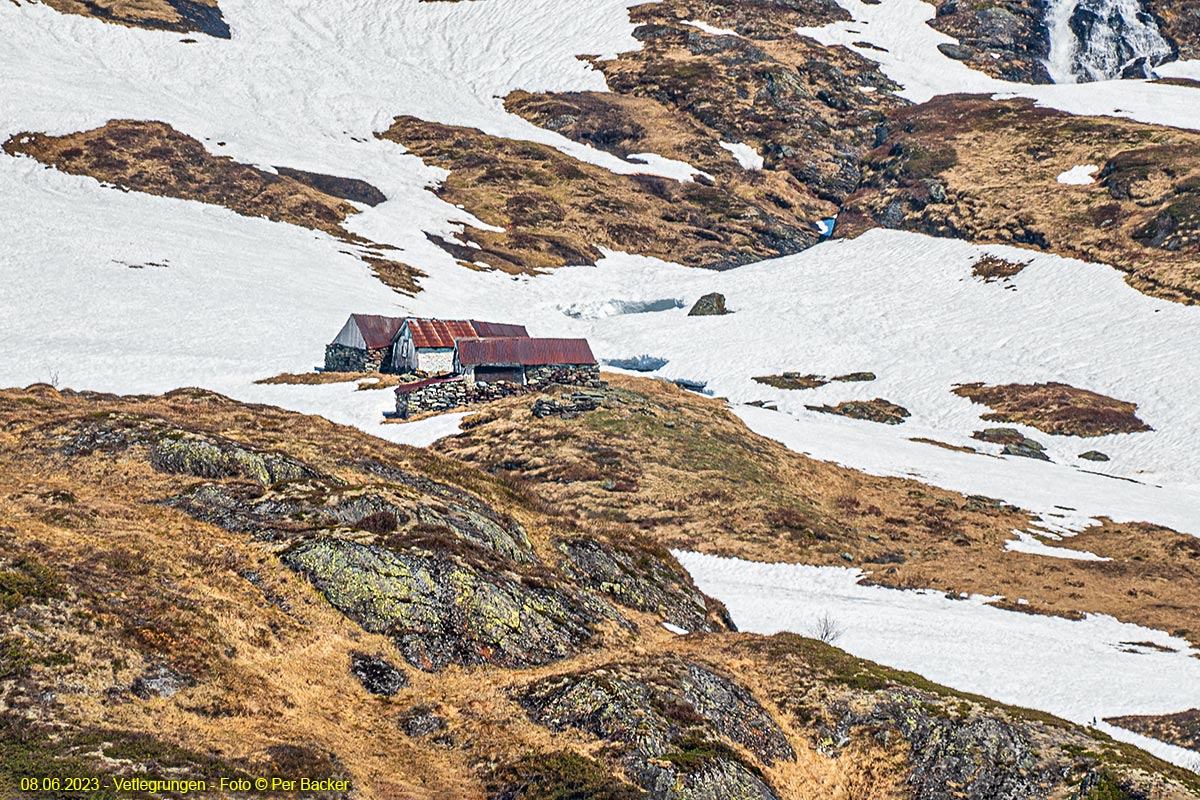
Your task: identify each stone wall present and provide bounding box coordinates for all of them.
[325,343,390,373]
[395,365,604,418]
[396,378,525,419]
[525,364,601,388]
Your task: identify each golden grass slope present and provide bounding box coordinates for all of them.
[437,374,1200,646]
[3,383,1199,798]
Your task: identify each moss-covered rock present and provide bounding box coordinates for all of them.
[284,538,598,671]
[520,659,790,799]
[557,537,724,633]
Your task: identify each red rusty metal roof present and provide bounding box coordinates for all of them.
[405,319,528,349]
[351,314,407,349]
[456,337,596,367]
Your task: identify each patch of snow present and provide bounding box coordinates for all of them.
[719,141,764,170]
[684,20,740,36]
[1004,530,1111,561]
[675,550,1200,771]
[1057,164,1099,184]
[626,152,711,182]
[662,622,689,635]
[559,298,685,319]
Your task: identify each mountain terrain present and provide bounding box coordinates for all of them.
[3,0,1200,795]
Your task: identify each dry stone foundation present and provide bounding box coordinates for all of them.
[396,365,603,418]
[325,343,390,373]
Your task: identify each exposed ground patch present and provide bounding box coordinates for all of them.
[954,382,1152,437]
[840,95,1200,304]
[1108,709,1200,753]
[31,0,230,38]
[377,116,819,273]
[2,120,421,294]
[807,398,910,424]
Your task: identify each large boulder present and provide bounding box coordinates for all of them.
[688,293,729,316]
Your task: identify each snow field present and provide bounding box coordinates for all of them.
[676,550,1200,771]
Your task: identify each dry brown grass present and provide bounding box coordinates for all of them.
[953,382,1152,436]
[841,95,1200,304]
[1,385,1197,798]
[971,255,1030,282]
[37,0,228,37]
[255,371,404,391]
[0,386,982,799]
[377,116,818,273]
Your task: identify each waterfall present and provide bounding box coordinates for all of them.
[1043,0,1174,83]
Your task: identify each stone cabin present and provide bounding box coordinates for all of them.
[391,318,528,375]
[454,337,598,386]
[325,314,407,373]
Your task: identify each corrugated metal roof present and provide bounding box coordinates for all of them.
[350,314,407,349]
[472,320,529,339]
[405,319,529,349]
[456,337,596,367]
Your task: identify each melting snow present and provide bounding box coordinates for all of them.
[1057,164,1100,184]
[676,550,1200,771]
[684,20,740,37]
[719,141,764,169]
[1004,530,1111,561]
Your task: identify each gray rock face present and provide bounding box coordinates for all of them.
[130,664,193,699]
[284,538,599,672]
[557,538,724,633]
[688,293,729,316]
[829,692,1056,800]
[48,413,324,486]
[350,653,407,696]
[165,478,535,562]
[521,659,792,800]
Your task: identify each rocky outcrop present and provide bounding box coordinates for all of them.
[972,428,1051,461]
[806,398,911,424]
[829,691,1056,799]
[349,653,407,696]
[521,658,793,799]
[953,382,1151,436]
[47,411,324,486]
[688,293,729,316]
[557,537,727,633]
[841,95,1200,304]
[927,0,1054,83]
[284,537,599,671]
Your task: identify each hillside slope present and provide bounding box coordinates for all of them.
[3,383,1198,799]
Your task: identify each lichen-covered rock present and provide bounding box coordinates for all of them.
[557,537,725,634]
[165,478,535,562]
[521,659,791,799]
[688,293,728,316]
[284,538,598,671]
[827,692,1056,800]
[46,412,323,485]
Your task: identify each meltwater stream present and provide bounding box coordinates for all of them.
[1044,0,1174,82]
